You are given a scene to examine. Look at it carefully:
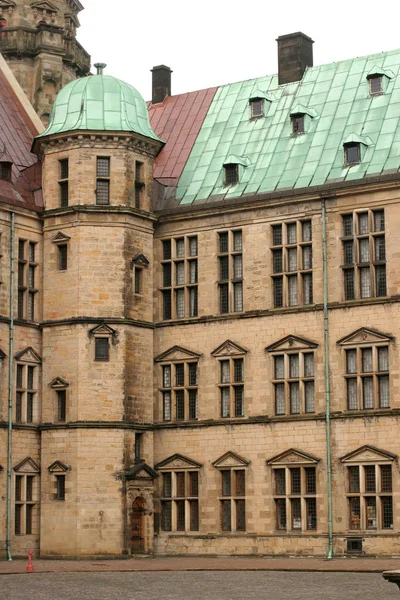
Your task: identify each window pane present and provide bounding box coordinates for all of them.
[188,363,197,386]
[233,254,243,279]
[189,390,198,419]
[189,260,198,284]
[175,364,184,387]
[96,179,109,205]
[382,497,393,529]
[57,390,66,422]
[221,387,230,417]
[26,504,33,535]
[176,500,185,531]
[221,500,231,531]
[251,98,263,117]
[274,277,283,308]
[222,471,231,496]
[305,468,316,494]
[60,159,69,180]
[289,382,300,414]
[162,290,171,320]
[360,267,371,298]
[366,497,377,529]
[347,378,358,410]
[361,348,372,373]
[236,499,246,531]
[359,238,370,263]
[97,157,110,177]
[275,469,286,495]
[302,221,312,242]
[305,381,315,413]
[273,250,283,273]
[176,472,185,497]
[365,465,376,493]
[225,164,238,185]
[14,505,22,535]
[288,275,298,306]
[344,269,355,300]
[163,263,171,287]
[349,497,361,529]
[374,210,385,232]
[219,283,229,313]
[369,76,382,95]
[162,473,172,497]
[343,215,353,236]
[289,354,299,379]
[27,366,34,390]
[362,377,374,409]
[378,375,390,408]
[358,212,369,234]
[175,390,185,420]
[27,393,33,423]
[219,232,229,253]
[221,361,230,384]
[291,468,301,494]
[343,241,354,265]
[189,472,199,497]
[58,245,68,270]
[161,501,172,531]
[348,467,360,493]
[306,498,317,530]
[381,465,392,492]
[233,231,242,252]
[272,225,282,246]
[233,282,243,312]
[17,364,23,388]
[234,359,243,382]
[375,237,385,261]
[189,237,198,256]
[219,256,229,280]
[26,476,33,501]
[346,350,357,374]
[274,356,284,380]
[234,386,244,417]
[176,262,185,285]
[162,240,171,260]
[189,287,198,317]
[16,392,22,422]
[276,499,286,530]
[190,500,199,531]
[15,476,22,501]
[304,353,314,377]
[291,498,301,530]
[163,392,171,421]
[29,243,35,263]
[288,248,297,271]
[275,383,285,415]
[163,366,171,388]
[287,223,297,244]
[176,238,185,258]
[375,265,387,296]
[175,289,185,318]
[235,470,245,496]
[95,338,109,361]
[302,246,312,270]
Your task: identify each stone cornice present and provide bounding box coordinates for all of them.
[41,204,158,223]
[41,316,154,330]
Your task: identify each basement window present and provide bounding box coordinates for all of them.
[224,164,239,186]
[250,99,264,119]
[344,143,361,166]
[291,115,305,135]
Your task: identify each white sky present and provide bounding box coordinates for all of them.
[79,0,400,100]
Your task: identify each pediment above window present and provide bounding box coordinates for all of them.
[48,460,69,473]
[155,453,202,471]
[211,340,248,358]
[31,1,58,13]
[290,104,317,119]
[52,231,71,244]
[14,457,40,473]
[249,88,275,103]
[342,133,373,148]
[266,335,318,353]
[340,445,397,464]
[267,448,320,466]
[155,345,202,363]
[366,66,394,80]
[14,347,41,363]
[337,327,393,347]
[125,462,159,481]
[212,451,250,469]
[0,348,6,359]
[89,323,117,338]
[49,376,69,389]
[131,253,149,268]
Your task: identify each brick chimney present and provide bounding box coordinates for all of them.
[277,32,314,85]
[151,65,172,104]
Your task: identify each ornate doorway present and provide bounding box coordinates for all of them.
[131,497,146,553]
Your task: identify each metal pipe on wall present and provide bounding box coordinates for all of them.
[6,211,15,561]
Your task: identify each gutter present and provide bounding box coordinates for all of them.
[322,199,333,559]
[6,212,15,561]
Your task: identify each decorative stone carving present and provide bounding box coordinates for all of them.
[337,327,393,347]
[211,340,248,358]
[267,448,320,466]
[266,334,318,353]
[155,346,202,363]
[212,451,250,468]
[155,453,202,470]
[14,347,41,364]
[340,445,397,464]
[14,457,40,473]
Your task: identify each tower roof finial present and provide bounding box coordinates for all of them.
[94,63,107,75]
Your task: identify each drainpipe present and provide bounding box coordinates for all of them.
[322,198,333,560]
[6,212,15,561]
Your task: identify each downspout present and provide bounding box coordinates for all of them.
[322,198,333,560]
[6,212,15,561]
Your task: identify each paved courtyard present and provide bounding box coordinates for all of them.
[2,571,399,600]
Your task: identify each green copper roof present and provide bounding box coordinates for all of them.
[36,74,162,141]
[176,48,400,205]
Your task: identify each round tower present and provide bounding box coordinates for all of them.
[0,0,90,122]
[33,67,163,557]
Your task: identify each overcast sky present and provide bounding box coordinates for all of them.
[79,0,399,100]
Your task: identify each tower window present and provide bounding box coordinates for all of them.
[344,143,361,166]
[224,164,239,186]
[250,99,264,118]
[135,161,144,208]
[56,475,66,501]
[95,338,109,361]
[59,159,69,207]
[369,76,383,96]
[58,244,68,271]
[96,157,110,205]
[291,115,305,135]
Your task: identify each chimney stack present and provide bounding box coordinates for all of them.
[277,32,314,85]
[151,65,172,104]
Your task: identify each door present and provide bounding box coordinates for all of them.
[131,497,145,553]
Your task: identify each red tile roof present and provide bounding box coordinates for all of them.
[148,87,217,183]
[0,69,42,210]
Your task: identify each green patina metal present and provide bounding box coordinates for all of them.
[37,74,162,142]
[176,49,400,205]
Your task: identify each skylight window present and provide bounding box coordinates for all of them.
[250,99,264,119]
[224,164,239,186]
[344,143,361,166]
[369,76,383,96]
[291,115,305,135]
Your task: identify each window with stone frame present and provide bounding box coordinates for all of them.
[58,158,69,207]
[49,377,69,422]
[134,160,145,208]
[213,451,250,533]
[48,461,69,502]
[17,239,38,321]
[15,348,41,424]
[160,236,198,320]
[212,340,247,419]
[271,220,313,309]
[90,324,117,362]
[338,328,392,412]
[14,458,40,536]
[341,447,395,531]
[155,454,202,533]
[131,254,149,296]
[96,156,110,205]
[266,335,318,416]
[267,449,320,533]
[52,231,71,273]
[218,230,243,314]
[341,210,386,301]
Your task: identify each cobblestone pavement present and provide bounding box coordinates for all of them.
[1,555,400,574]
[2,571,399,600]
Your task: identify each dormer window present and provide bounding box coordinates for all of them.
[344,143,361,166]
[250,98,264,119]
[291,115,304,135]
[224,164,239,186]
[0,162,12,181]
[369,76,383,96]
